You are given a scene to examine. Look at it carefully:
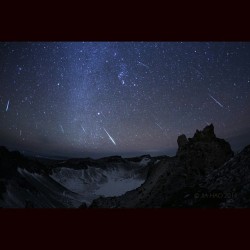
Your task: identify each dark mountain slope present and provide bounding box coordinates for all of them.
[90,124,240,208]
[0,147,151,207]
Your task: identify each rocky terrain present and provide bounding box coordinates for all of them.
[90,124,250,208]
[1,124,250,208]
[0,147,156,207]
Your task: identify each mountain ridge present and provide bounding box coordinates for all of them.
[90,124,250,208]
[1,124,250,208]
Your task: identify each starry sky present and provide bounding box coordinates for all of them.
[1,42,250,159]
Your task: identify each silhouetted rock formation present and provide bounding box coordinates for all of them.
[90,124,238,208]
[177,134,188,148]
[162,145,250,208]
[177,123,234,177]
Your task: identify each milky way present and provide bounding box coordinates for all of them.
[0,42,250,158]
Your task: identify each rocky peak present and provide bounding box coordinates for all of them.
[176,124,234,174]
[177,134,188,148]
[177,124,218,153]
[193,124,216,142]
[177,124,216,154]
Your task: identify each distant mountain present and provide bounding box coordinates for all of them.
[0,147,154,207]
[1,124,250,208]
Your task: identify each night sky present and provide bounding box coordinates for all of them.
[1,42,250,158]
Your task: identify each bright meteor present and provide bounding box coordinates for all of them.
[208,94,224,108]
[103,128,116,145]
[6,100,10,112]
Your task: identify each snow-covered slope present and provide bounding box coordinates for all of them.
[50,164,146,203]
[0,168,88,208]
[0,146,152,208]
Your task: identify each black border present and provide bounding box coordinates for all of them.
[1,2,250,41]
[0,208,249,248]
[1,3,250,248]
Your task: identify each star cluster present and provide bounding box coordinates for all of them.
[1,42,250,158]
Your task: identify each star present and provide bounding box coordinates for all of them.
[0,42,249,158]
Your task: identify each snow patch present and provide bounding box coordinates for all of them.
[139,157,151,166]
[154,160,160,165]
[95,171,144,196]
[50,165,145,199]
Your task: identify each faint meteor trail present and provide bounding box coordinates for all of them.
[208,94,224,108]
[20,130,22,136]
[81,125,86,133]
[192,67,204,78]
[60,125,64,133]
[155,122,168,137]
[138,61,149,69]
[103,128,116,145]
[6,100,10,111]
[155,122,164,130]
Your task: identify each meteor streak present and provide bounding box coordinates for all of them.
[81,125,86,133]
[103,128,116,145]
[155,122,163,130]
[208,94,224,108]
[6,100,10,111]
[60,125,64,133]
[138,61,149,69]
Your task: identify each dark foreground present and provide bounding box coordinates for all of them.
[0,124,250,208]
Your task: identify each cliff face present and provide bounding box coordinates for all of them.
[162,145,250,208]
[176,124,234,180]
[91,124,238,208]
[201,145,250,207]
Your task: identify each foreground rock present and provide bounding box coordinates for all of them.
[90,124,238,208]
[162,145,250,208]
